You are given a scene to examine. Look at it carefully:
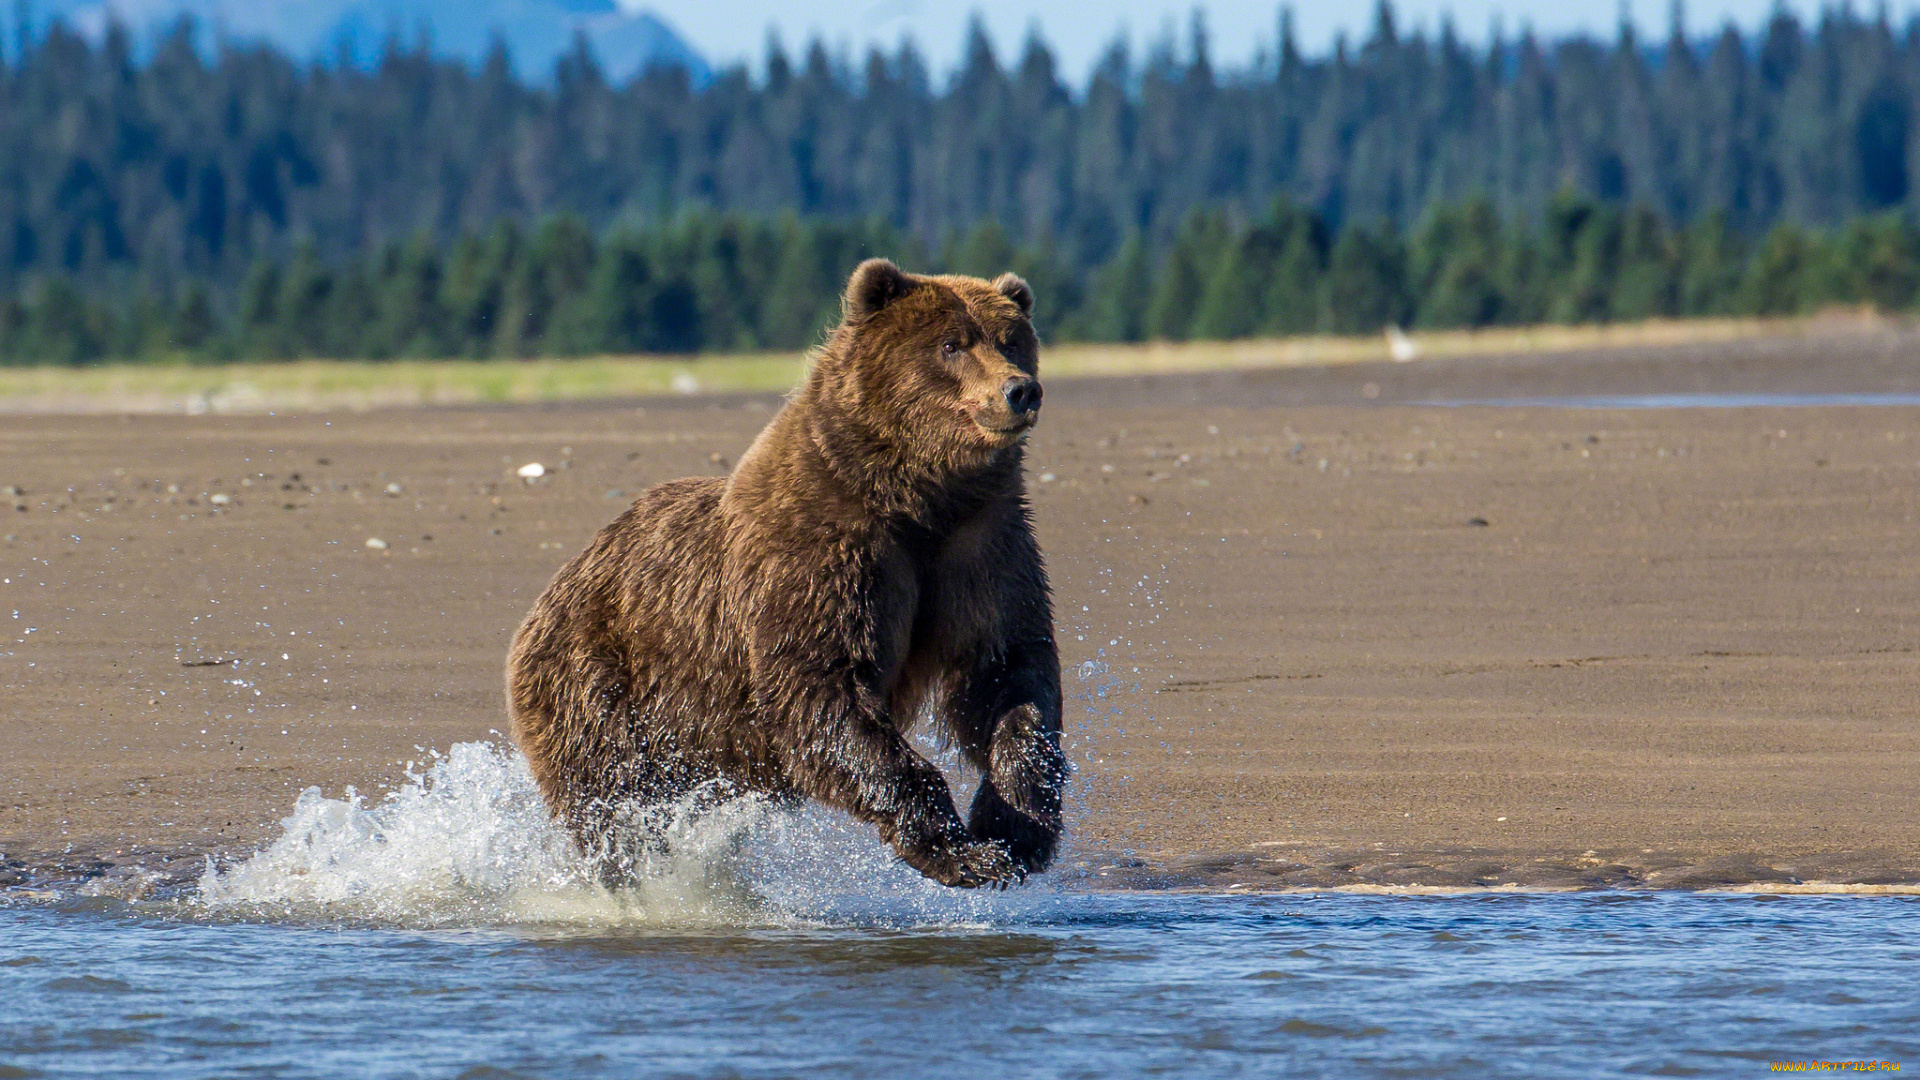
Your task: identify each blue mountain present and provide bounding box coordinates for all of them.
[46,0,709,83]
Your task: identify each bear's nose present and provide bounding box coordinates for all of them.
[1003,377,1043,416]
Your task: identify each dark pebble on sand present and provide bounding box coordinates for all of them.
[1467,516,1490,527]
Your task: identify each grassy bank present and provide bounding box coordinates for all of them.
[0,313,1863,414]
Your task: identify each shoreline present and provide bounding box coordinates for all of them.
[0,311,1879,416]
[7,840,1920,901]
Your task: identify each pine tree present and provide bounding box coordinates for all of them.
[370,235,449,359]
[277,245,336,358]
[27,279,106,366]
[1007,237,1076,334]
[1608,204,1679,320]
[171,282,217,354]
[945,220,1017,278]
[1411,198,1504,328]
[1146,211,1227,340]
[1834,214,1920,311]
[1678,211,1745,315]
[1192,226,1274,340]
[0,298,27,364]
[236,261,285,358]
[444,223,519,357]
[760,218,842,349]
[495,216,593,357]
[1322,223,1408,333]
[1739,224,1817,314]
[1082,235,1152,342]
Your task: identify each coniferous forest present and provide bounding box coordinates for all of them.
[5,3,1920,362]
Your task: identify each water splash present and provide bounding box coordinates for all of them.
[195,740,1046,930]
[1059,566,1167,854]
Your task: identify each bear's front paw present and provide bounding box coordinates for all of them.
[968,780,1060,875]
[899,836,1022,889]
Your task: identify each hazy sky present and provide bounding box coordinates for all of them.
[637,0,1824,82]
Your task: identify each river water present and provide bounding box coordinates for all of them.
[2,743,1915,1078]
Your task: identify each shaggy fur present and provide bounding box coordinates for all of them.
[506,260,1065,887]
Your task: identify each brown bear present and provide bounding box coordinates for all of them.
[505,259,1065,888]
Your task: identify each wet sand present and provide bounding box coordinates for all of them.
[4,322,1920,892]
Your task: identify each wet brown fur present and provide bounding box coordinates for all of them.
[505,260,1065,887]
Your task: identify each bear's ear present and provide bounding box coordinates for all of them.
[845,259,915,319]
[991,273,1034,317]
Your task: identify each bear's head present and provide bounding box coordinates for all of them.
[808,259,1042,470]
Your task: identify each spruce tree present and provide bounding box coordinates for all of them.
[1677,211,1746,315]
[0,298,25,364]
[1411,198,1503,328]
[1554,204,1632,324]
[370,235,449,359]
[1322,224,1408,333]
[1261,201,1330,335]
[946,221,1018,278]
[277,245,336,358]
[495,216,593,357]
[1083,235,1152,342]
[27,279,105,366]
[761,218,840,349]
[1608,204,1679,320]
[171,282,217,354]
[444,224,518,358]
[681,214,762,352]
[236,261,285,359]
[1832,214,1920,312]
[1007,237,1076,334]
[1739,224,1817,314]
[1146,211,1227,340]
[1192,228,1273,340]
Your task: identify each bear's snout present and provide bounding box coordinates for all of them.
[1003,377,1042,417]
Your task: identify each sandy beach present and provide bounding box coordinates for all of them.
[4,320,1919,893]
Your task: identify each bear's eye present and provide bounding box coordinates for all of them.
[940,340,963,359]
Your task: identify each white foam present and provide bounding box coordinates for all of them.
[195,741,1047,930]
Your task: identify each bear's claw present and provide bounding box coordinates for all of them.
[968,779,1060,875]
[902,837,1023,889]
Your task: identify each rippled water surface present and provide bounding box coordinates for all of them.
[5,892,1919,1079]
[3,745,1915,1078]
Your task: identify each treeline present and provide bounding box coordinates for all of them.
[5,196,1916,364]
[4,2,1920,302]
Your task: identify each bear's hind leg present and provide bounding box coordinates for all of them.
[561,798,640,886]
[517,679,708,885]
[565,755,728,886]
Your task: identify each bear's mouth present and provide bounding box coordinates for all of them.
[969,411,1038,443]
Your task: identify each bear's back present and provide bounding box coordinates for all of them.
[583,474,731,643]
[512,476,729,674]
